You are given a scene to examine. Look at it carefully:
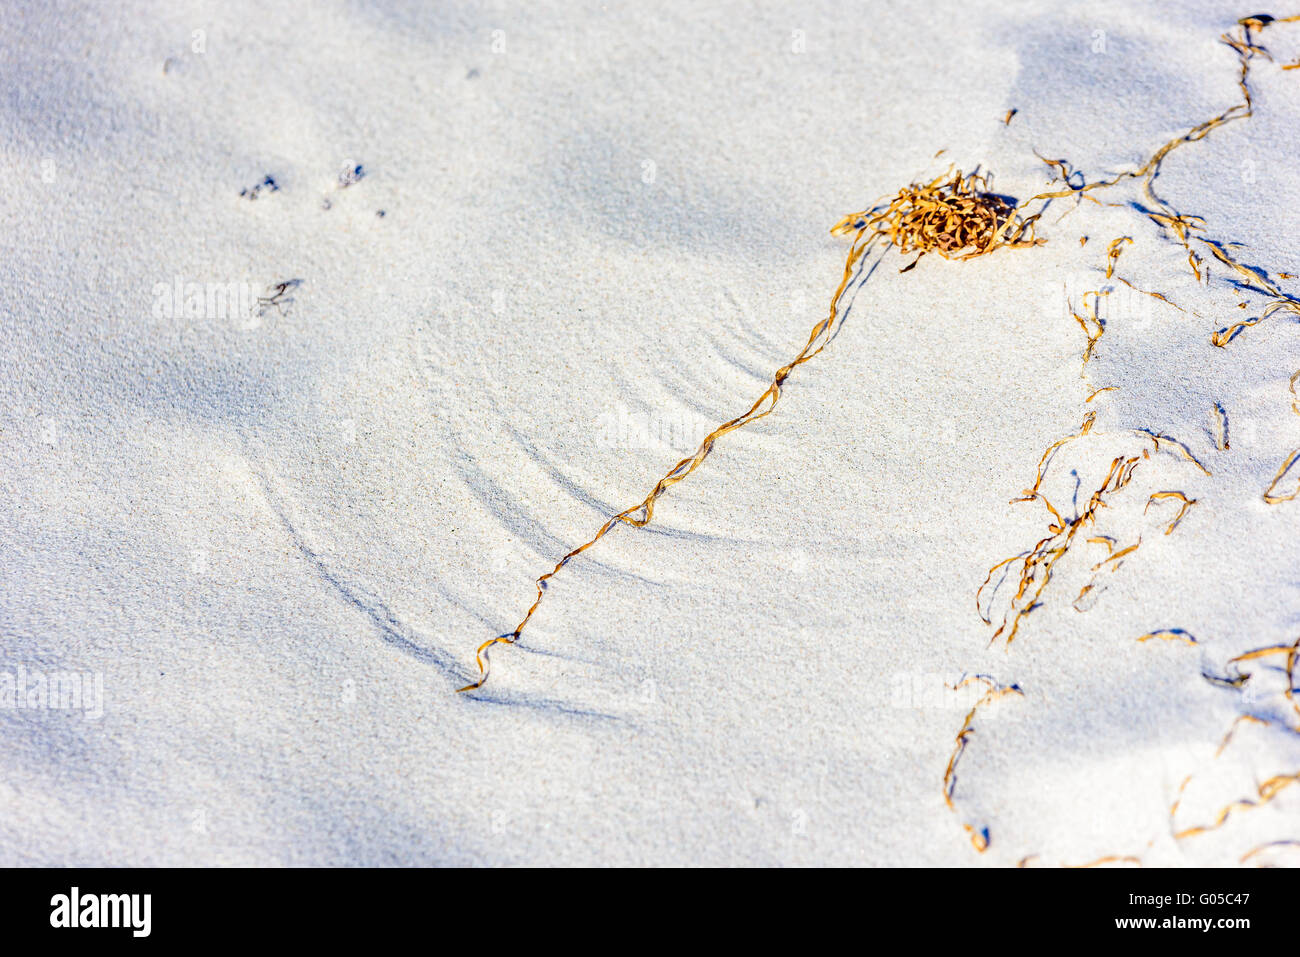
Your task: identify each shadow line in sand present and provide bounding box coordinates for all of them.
[245,439,633,720]
[242,445,469,686]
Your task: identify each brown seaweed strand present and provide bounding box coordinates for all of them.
[1031,15,1300,348]
[457,228,881,692]
[1174,771,1300,840]
[943,676,1024,851]
[1136,628,1199,646]
[463,167,1045,691]
[1241,839,1300,864]
[979,454,1142,646]
[1263,449,1300,504]
[1145,490,1198,535]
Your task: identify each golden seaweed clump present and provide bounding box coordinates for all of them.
[832,168,1044,270]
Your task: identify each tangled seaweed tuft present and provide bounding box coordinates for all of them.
[832,169,1044,272]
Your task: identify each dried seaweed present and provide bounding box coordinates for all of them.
[1071,290,1107,367]
[1250,358,1300,507]
[978,452,1143,645]
[1136,628,1199,646]
[955,16,1296,843]
[1171,637,1300,843]
[1085,386,1118,403]
[1104,237,1131,279]
[1211,402,1230,451]
[1263,449,1300,504]
[943,676,1023,851]
[976,415,1209,646]
[461,170,1042,691]
[1114,275,1188,314]
[1029,15,1300,349]
[1174,772,1300,840]
[1067,854,1143,868]
[1145,490,1198,535]
[1132,428,1211,476]
[946,11,1300,863]
[1213,299,1300,347]
[1241,839,1300,864]
[831,168,1043,272]
[458,9,1300,867]
[1221,638,1300,723]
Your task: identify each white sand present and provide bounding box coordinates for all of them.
[2,1,1299,865]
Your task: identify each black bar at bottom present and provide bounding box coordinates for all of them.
[0,866,1286,945]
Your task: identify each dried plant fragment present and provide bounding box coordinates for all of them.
[981,454,1143,645]
[943,676,1023,852]
[1114,276,1186,314]
[1105,237,1132,278]
[1145,491,1198,535]
[1174,772,1300,841]
[1241,840,1300,865]
[1263,449,1300,504]
[1071,291,1107,367]
[1032,15,1300,353]
[1133,428,1211,476]
[1136,628,1199,646]
[1213,300,1300,347]
[1068,855,1142,868]
[1167,714,1266,820]
[1210,402,1230,451]
[1221,639,1300,724]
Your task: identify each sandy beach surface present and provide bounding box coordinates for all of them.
[2,1,1299,865]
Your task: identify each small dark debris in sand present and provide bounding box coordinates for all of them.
[338,164,365,189]
[240,175,279,200]
[322,164,366,210]
[258,279,302,317]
